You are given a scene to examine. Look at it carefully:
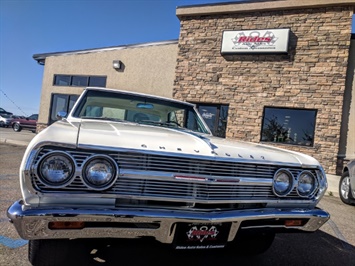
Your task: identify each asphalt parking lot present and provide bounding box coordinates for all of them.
[0,128,354,265]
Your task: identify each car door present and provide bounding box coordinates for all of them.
[23,114,37,129]
[349,160,355,198]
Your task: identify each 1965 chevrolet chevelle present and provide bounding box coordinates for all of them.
[7,87,329,265]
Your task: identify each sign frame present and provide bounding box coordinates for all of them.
[221,28,290,55]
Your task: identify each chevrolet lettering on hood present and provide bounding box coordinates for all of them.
[7,87,329,265]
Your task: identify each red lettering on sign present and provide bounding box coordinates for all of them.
[237,36,272,43]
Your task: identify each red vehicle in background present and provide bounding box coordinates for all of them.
[11,114,38,133]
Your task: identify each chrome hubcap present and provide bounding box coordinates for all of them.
[340,176,350,200]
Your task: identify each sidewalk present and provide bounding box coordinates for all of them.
[326,174,340,197]
[0,132,340,197]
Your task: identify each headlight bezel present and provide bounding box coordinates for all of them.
[82,155,118,190]
[37,151,75,188]
[272,168,294,197]
[296,170,318,197]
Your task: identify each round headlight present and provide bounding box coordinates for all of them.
[38,152,74,187]
[297,171,317,197]
[273,169,294,197]
[83,156,117,190]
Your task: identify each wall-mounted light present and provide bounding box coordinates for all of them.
[112,60,122,70]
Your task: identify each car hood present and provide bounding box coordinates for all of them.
[31,120,320,167]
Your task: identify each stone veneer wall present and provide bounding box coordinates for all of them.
[36,123,47,133]
[174,7,353,174]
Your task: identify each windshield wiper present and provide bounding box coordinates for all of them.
[138,120,181,128]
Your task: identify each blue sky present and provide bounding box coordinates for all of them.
[0,0,235,116]
[0,0,354,116]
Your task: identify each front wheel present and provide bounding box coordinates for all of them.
[28,239,91,266]
[12,123,22,132]
[339,171,355,205]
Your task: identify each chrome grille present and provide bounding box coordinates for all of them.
[113,153,276,178]
[31,147,315,202]
[111,178,274,200]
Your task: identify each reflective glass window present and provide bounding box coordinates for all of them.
[261,107,317,147]
[197,104,229,138]
[53,75,71,86]
[89,76,107,87]
[49,94,79,125]
[72,76,88,87]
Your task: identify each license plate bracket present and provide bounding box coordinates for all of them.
[173,222,231,250]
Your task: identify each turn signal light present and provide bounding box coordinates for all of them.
[284,220,303,226]
[49,221,85,230]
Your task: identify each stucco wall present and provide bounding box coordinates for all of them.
[174,6,353,173]
[38,42,178,127]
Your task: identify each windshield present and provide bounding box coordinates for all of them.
[72,90,210,134]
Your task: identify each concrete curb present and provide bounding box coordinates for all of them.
[0,138,29,147]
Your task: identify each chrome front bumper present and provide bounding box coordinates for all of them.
[7,200,330,243]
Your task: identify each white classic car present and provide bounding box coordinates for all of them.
[8,87,330,265]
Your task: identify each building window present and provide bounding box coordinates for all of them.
[261,107,317,147]
[49,94,79,125]
[196,104,229,138]
[54,75,71,86]
[89,76,106,87]
[53,75,107,87]
[72,76,88,87]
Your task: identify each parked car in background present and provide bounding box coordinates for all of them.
[7,88,330,266]
[0,107,13,116]
[11,114,38,133]
[339,160,355,205]
[11,115,26,119]
[0,114,13,127]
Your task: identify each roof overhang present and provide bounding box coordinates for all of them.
[176,0,355,18]
[32,39,178,65]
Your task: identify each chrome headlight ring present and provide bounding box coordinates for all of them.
[82,155,118,191]
[296,170,318,198]
[272,169,294,197]
[37,151,75,188]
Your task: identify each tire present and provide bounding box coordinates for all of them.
[0,121,4,127]
[228,232,275,255]
[12,123,22,132]
[339,171,355,205]
[28,239,91,266]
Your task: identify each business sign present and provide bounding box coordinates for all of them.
[221,29,290,54]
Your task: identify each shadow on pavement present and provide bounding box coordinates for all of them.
[64,230,355,266]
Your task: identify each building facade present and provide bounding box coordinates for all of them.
[34,41,178,129]
[34,0,355,174]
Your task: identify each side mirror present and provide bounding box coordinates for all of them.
[56,111,67,120]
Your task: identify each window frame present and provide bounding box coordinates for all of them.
[53,74,107,87]
[260,106,317,147]
[194,103,229,138]
[49,93,80,125]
